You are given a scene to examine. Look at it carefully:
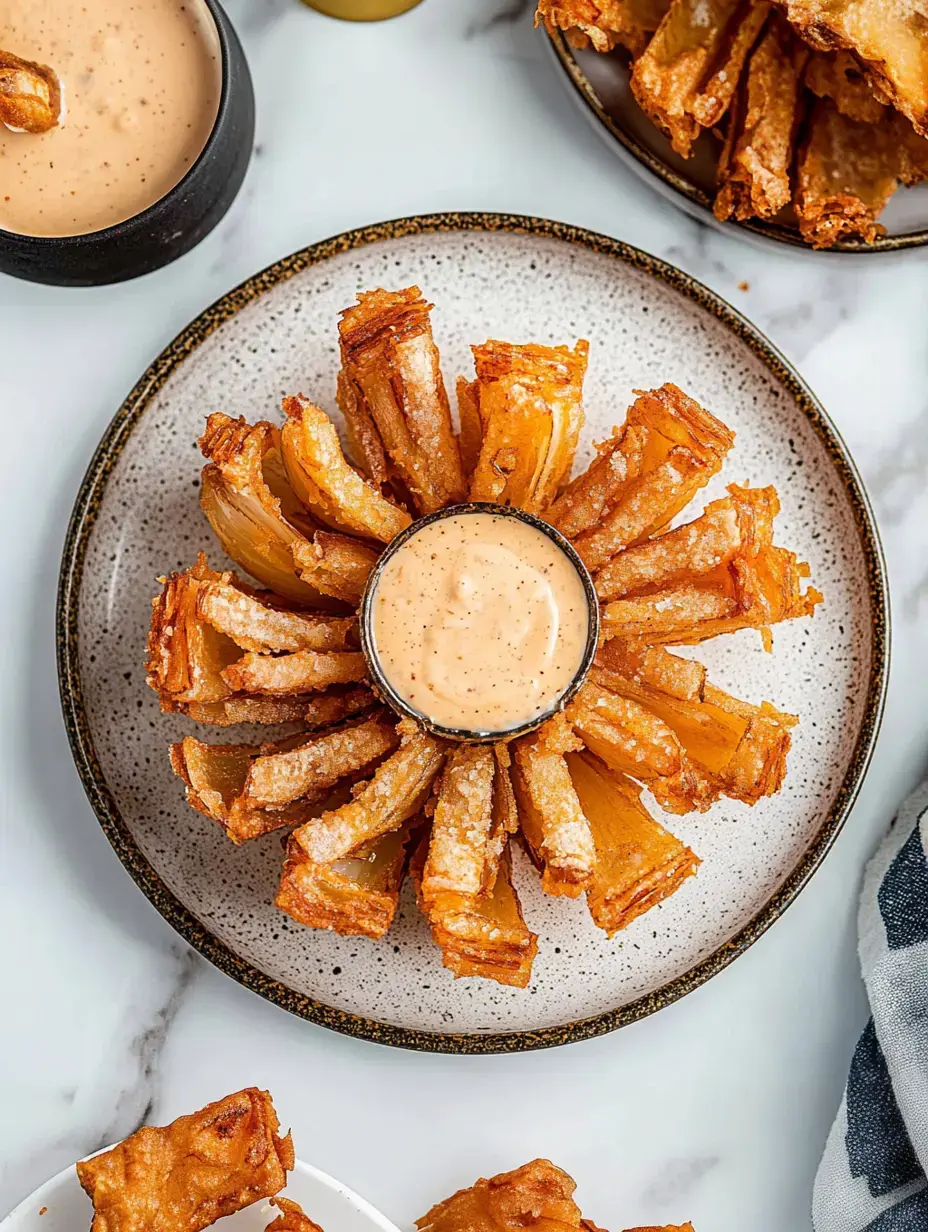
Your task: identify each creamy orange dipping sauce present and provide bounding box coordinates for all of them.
[0,0,221,237]
[370,512,591,733]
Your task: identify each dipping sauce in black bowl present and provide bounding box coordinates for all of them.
[0,0,254,285]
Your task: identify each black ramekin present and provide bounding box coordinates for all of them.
[0,0,254,286]
[360,501,600,743]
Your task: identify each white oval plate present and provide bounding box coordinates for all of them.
[2,1155,402,1232]
[58,213,887,1051]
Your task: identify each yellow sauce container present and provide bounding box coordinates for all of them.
[301,0,422,19]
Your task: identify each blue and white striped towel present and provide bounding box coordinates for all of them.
[814,782,928,1231]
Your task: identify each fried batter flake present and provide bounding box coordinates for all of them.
[292,531,379,604]
[805,48,886,122]
[76,1088,294,1232]
[535,0,672,55]
[422,745,497,898]
[416,1160,583,1232]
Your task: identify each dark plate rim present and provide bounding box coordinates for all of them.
[57,210,890,1053]
[545,27,928,255]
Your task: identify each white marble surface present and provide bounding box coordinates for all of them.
[1,2,927,1229]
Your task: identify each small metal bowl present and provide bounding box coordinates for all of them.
[359,501,600,743]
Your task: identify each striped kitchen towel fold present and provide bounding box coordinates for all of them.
[814,782,928,1232]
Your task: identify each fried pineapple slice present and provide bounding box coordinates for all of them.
[416,1160,583,1232]
[774,0,928,137]
[805,48,886,122]
[0,48,61,133]
[199,414,334,607]
[714,14,809,222]
[221,648,367,696]
[467,339,588,513]
[337,287,466,514]
[266,1198,326,1232]
[77,1088,294,1232]
[280,396,411,542]
[566,752,699,934]
[171,715,395,843]
[414,840,538,988]
[630,0,770,158]
[292,531,379,604]
[569,385,735,572]
[511,716,596,896]
[593,639,798,803]
[277,822,416,940]
[290,722,446,864]
[534,0,671,55]
[422,745,497,898]
[795,99,903,248]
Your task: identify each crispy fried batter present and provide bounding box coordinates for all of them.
[181,695,320,726]
[715,13,809,221]
[805,48,886,121]
[486,743,520,891]
[535,0,672,54]
[292,531,379,604]
[468,339,588,513]
[512,716,596,896]
[277,823,415,939]
[567,752,699,933]
[199,414,335,606]
[196,577,356,652]
[0,49,60,133]
[290,722,446,864]
[416,1160,583,1232]
[422,745,497,898]
[547,424,648,540]
[221,647,366,696]
[414,840,538,987]
[795,98,904,247]
[456,375,485,481]
[280,396,411,542]
[338,287,466,514]
[76,1088,294,1232]
[630,0,770,157]
[266,1198,326,1232]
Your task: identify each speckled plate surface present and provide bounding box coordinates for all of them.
[58,213,888,1052]
[545,31,928,254]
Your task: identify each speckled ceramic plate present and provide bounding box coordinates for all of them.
[58,213,888,1052]
[1,1153,401,1232]
[545,32,928,254]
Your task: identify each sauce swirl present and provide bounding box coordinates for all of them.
[370,511,591,733]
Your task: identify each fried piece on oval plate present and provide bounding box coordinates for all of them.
[221,647,367,696]
[421,745,498,899]
[277,821,417,940]
[804,48,886,122]
[566,751,699,934]
[266,1198,327,1232]
[511,715,596,896]
[290,721,446,864]
[199,414,336,607]
[630,0,770,158]
[714,13,809,222]
[413,838,538,988]
[535,0,671,55]
[416,1159,583,1232]
[76,1087,294,1232]
[467,338,588,514]
[338,286,466,514]
[292,531,379,605]
[280,396,411,543]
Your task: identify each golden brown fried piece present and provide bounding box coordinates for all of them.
[277,822,416,939]
[622,1227,695,1232]
[487,743,520,890]
[290,721,446,864]
[416,1160,583,1232]
[280,396,411,543]
[467,339,588,513]
[568,385,735,572]
[338,287,466,514]
[196,577,355,653]
[795,99,904,248]
[76,1088,294,1232]
[414,839,538,987]
[422,745,497,898]
[774,0,928,137]
[567,752,699,933]
[0,49,60,133]
[174,685,375,728]
[221,648,367,696]
[266,1198,326,1232]
[805,49,886,121]
[715,14,809,222]
[535,0,672,55]
[292,531,379,605]
[511,715,596,896]
[547,424,648,540]
[631,0,770,157]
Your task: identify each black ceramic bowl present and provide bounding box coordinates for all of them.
[360,501,600,743]
[0,0,255,286]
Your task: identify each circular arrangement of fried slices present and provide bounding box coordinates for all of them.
[60,219,884,1048]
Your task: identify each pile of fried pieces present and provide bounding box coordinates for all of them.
[76,1087,692,1232]
[147,285,821,988]
[536,0,928,248]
